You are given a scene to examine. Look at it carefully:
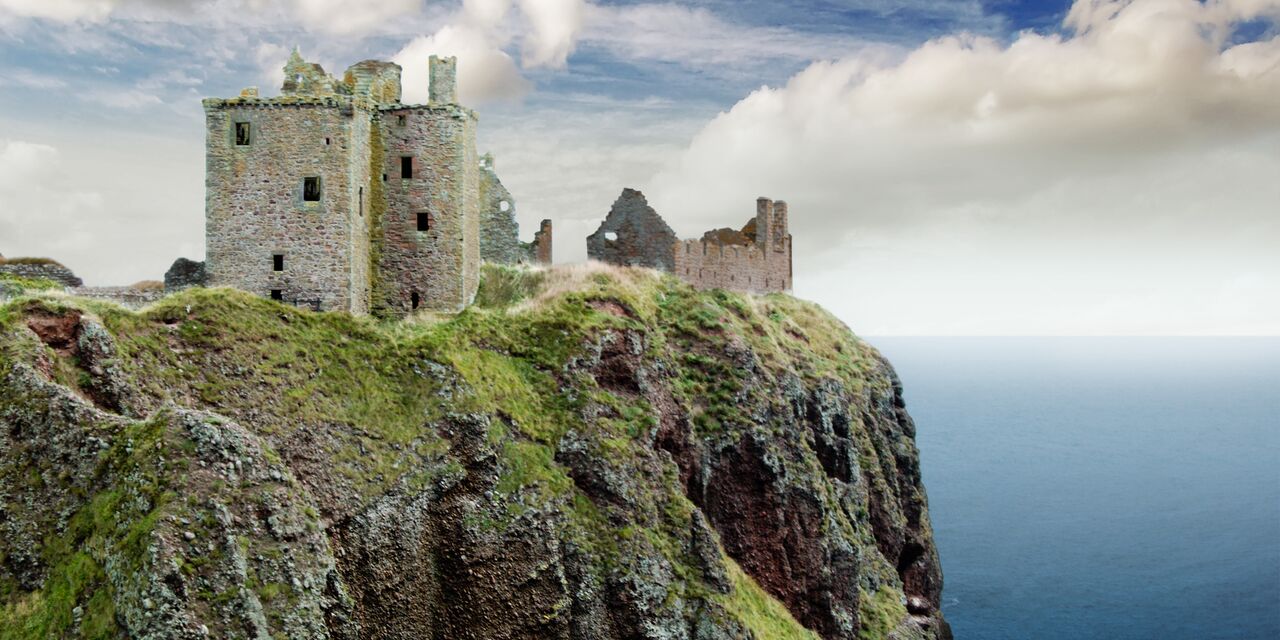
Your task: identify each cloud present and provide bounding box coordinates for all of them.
[392,0,588,104]
[581,3,876,67]
[0,139,104,264]
[0,0,423,35]
[646,0,1280,334]
[0,0,115,22]
[515,0,585,67]
[286,0,422,35]
[394,24,531,104]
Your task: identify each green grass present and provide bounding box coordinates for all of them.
[0,262,899,639]
[857,586,909,640]
[720,559,820,640]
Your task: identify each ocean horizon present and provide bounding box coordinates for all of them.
[870,337,1280,640]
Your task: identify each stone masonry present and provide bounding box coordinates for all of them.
[530,219,552,265]
[164,258,207,292]
[0,260,83,287]
[479,154,552,265]
[203,49,517,317]
[587,189,792,294]
[673,198,792,293]
[586,189,678,271]
[478,154,522,264]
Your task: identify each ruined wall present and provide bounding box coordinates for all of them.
[374,104,479,314]
[164,258,206,291]
[532,219,552,265]
[204,98,360,312]
[674,198,792,293]
[0,262,82,287]
[68,286,166,309]
[586,189,677,271]
[672,238,792,293]
[478,154,523,265]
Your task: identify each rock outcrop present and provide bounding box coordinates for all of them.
[0,263,949,639]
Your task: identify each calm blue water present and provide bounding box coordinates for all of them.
[869,338,1280,640]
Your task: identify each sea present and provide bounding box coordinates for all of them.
[868,338,1280,640]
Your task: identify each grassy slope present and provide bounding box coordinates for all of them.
[0,263,906,638]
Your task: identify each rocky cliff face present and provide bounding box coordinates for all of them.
[0,264,949,639]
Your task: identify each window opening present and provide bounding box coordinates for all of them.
[271,289,283,301]
[235,122,251,146]
[303,177,321,202]
[401,156,413,179]
[411,292,420,309]
[273,254,284,271]
[417,212,431,232]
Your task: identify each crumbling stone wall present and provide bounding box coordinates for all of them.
[586,189,677,271]
[203,51,480,317]
[587,191,792,293]
[478,154,523,264]
[673,198,792,293]
[164,258,207,291]
[0,262,83,287]
[68,286,166,309]
[531,219,552,264]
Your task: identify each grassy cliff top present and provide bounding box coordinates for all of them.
[0,263,933,640]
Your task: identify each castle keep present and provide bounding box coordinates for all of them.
[588,189,793,293]
[204,50,548,317]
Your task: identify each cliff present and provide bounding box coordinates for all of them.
[0,264,949,640]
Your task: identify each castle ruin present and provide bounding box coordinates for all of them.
[587,189,792,294]
[203,49,547,318]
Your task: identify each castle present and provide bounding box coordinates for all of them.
[587,189,793,293]
[203,50,549,317]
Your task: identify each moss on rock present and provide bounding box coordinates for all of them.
[0,263,948,639]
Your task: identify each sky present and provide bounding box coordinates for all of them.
[0,0,1277,335]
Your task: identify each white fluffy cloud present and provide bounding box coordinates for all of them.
[0,0,114,22]
[395,25,531,104]
[392,0,586,104]
[647,0,1280,334]
[0,0,424,34]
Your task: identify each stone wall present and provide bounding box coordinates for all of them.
[164,258,207,291]
[204,98,360,313]
[586,189,677,271]
[532,219,553,265]
[68,286,166,309]
[204,51,482,318]
[672,198,792,294]
[374,103,479,314]
[587,191,793,294]
[0,262,83,287]
[478,154,523,264]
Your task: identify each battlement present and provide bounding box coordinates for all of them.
[203,49,505,317]
[674,199,792,293]
[588,190,793,293]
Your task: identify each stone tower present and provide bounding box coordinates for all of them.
[202,50,484,316]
